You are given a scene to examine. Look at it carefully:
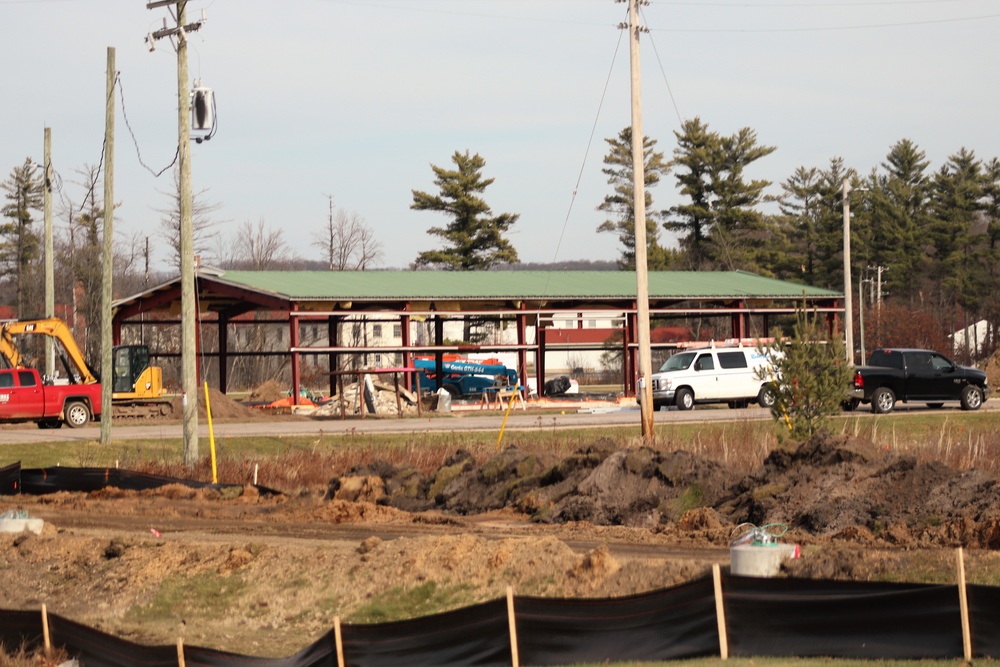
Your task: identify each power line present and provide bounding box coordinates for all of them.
[117,75,179,179]
[647,12,1000,33]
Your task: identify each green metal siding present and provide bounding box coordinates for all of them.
[216,270,840,302]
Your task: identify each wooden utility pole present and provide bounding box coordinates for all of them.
[842,178,853,366]
[101,47,115,445]
[147,0,207,465]
[176,1,198,464]
[624,0,654,440]
[43,128,54,380]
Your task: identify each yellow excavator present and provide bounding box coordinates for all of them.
[0,317,173,418]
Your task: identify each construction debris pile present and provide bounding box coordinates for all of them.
[311,375,421,418]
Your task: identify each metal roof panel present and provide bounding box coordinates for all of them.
[213,270,840,301]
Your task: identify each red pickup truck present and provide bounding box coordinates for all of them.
[0,367,102,428]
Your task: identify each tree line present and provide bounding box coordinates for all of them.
[4,117,999,368]
[410,127,1000,362]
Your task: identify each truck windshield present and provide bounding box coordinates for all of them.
[659,352,696,372]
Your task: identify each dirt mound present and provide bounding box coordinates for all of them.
[249,380,286,403]
[720,434,1000,547]
[329,435,1000,547]
[169,387,269,420]
[544,447,739,527]
[353,441,738,528]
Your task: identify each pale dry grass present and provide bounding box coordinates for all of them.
[840,413,1000,474]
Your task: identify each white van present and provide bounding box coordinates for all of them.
[649,346,778,411]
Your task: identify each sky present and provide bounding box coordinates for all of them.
[4,0,1000,273]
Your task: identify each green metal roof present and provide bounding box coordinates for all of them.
[215,270,840,302]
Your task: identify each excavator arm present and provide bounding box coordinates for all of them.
[0,329,24,369]
[0,318,99,384]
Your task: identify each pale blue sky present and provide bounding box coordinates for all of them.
[4,0,1000,271]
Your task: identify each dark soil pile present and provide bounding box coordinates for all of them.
[333,434,1000,547]
[720,434,1000,548]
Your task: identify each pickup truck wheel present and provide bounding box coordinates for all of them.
[960,386,983,411]
[37,419,62,430]
[64,401,91,428]
[675,388,695,411]
[442,383,460,398]
[757,385,777,409]
[872,387,896,414]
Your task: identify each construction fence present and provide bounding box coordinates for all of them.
[2,575,1000,666]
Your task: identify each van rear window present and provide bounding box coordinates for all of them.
[718,352,749,369]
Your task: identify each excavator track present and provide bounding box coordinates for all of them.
[111,400,175,419]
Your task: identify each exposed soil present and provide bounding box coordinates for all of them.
[168,387,278,420]
[3,432,1000,658]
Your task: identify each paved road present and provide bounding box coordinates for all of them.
[0,403,759,443]
[0,399,992,444]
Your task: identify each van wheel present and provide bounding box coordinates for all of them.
[960,386,983,411]
[675,388,694,411]
[757,385,777,409]
[64,401,91,428]
[872,387,896,414]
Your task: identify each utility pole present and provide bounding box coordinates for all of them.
[859,271,867,365]
[841,179,868,366]
[101,47,115,446]
[875,265,885,310]
[842,179,853,366]
[622,0,654,440]
[43,128,54,380]
[146,0,206,465]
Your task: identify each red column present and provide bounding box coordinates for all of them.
[290,309,301,406]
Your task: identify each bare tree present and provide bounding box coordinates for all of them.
[155,169,223,272]
[214,218,291,270]
[70,166,106,360]
[113,229,152,297]
[312,196,383,270]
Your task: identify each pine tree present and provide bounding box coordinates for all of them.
[776,166,825,284]
[928,148,984,312]
[666,118,776,271]
[0,158,44,316]
[595,126,673,270]
[411,150,519,270]
[867,139,932,302]
[759,308,852,441]
[814,158,856,290]
[665,118,717,268]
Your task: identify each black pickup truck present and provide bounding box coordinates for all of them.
[850,348,990,414]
